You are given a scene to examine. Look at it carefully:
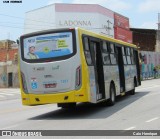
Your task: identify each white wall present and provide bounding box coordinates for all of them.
[24,5,56,34]
[24,4,114,37]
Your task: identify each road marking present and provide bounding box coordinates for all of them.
[124,126,136,130]
[1,124,20,130]
[0,93,14,96]
[0,95,5,98]
[0,92,20,95]
[146,117,159,123]
[0,104,56,115]
[0,91,20,93]
[0,90,20,96]
[0,107,32,114]
[8,92,20,94]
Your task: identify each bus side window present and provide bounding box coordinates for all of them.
[102,41,108,53]
[127,47,131,55]
[109,43,117,65]
[122,47,125,55]
[84,37,89,51]
[102,41,110,65]
[110,43,115,53]
[126,48,131,65]
[83,37,92,65]
[122,47,127,65]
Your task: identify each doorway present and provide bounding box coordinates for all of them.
[8,72,13,87]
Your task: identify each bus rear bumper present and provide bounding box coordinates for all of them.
[21,89,89,106]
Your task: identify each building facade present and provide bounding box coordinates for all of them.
[130,28,157,51]
[24,3,133,43]
[0,40,19,88]
[130,28,160,79]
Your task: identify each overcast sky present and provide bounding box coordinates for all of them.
[0,0,159,41]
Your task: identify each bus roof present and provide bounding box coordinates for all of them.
[77,27,137,49]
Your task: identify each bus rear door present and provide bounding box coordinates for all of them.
[83,37,105,103]
[116,46,125,93]
[89,39,105,101]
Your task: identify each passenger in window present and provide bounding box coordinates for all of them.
[27,46,39,59]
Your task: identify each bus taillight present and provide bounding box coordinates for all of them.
[75,66,81,89]
[21,71,28,93]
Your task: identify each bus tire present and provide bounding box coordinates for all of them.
[108,83,116,106]
[130,88,135,95]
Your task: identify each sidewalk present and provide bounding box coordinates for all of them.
[141,75,160,81]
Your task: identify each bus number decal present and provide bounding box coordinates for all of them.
[61,79,68,84]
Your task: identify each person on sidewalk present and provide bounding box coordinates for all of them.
[153,67,158,78]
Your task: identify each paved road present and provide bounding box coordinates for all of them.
[0,79,160,135]
[0,88,20,101]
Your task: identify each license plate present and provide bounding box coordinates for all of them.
[44,83,57,88]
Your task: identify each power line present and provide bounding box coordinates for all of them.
[0,13,115,31]
[0,24,47,30]
[0,22,113,30]
[0,25,115,31]
[0,21,56,28]
[0,13,55,25]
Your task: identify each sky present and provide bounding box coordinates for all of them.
[0,0,160,41]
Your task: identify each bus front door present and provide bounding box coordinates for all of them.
[90,41,105,101]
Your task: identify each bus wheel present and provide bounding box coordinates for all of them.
[130,87,135,95]
[108,83,116,106]
[130,79,136,95]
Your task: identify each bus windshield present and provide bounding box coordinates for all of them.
[22,32,74,61]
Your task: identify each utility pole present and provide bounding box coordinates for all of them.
[5,40,9,87]
[156,13,160,52]
[107,20,113,37]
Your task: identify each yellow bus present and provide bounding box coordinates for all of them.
[19,28,141,108]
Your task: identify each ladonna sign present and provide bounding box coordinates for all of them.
[58,20,92,27]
